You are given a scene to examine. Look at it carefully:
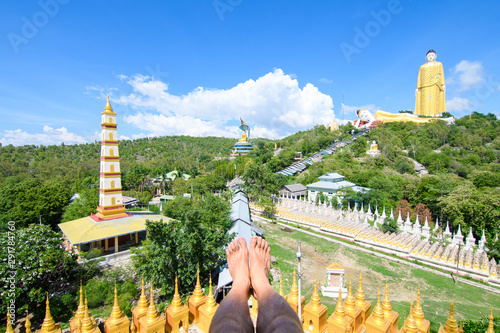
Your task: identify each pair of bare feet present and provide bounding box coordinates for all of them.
[226,236,273,301]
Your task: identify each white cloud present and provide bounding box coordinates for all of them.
[114,69,335,139]
[252,126,280,139]
[0,126,88,146]
[337,119,352,126]
[452,60,485,91]
[446,96,474,112]
[132,133,147,140]
[124,113,238,138]
[319,78,333,84]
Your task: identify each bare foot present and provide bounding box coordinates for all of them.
[249,236,273,300]
[226,237,251,298]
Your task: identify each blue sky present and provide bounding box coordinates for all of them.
[1,0,500,146]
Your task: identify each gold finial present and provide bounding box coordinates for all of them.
[355,272,366,307]
[309,278,322,310]
[382,283,392,318]
[372,289,386,326]
[332,288,347,325]
[413,287,425,326]
[287,270,299,303]
[486,309,495,333]
[76,281,85,320]
[41,294,57,332]
[444,298,458,332]
[6,312,14,333]
[279,278,284,297]
[25,310,31,333]
[191,267,205,303]
[80,295,94,333]
[109,284,123,322]
[136,278,149,313]
[344,279,356,313]
[146,286,158,322]
[170,274,184,312]
[205,276,216,310]
[104,95,113,112]
[130,319,137,333]
[406,297,418,333]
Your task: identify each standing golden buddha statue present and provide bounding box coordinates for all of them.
[415,49,446,116]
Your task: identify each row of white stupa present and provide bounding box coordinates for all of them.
[272,194,499,285]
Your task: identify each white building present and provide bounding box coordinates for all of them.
[306,172,369,202]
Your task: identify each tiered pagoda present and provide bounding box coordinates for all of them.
[58,97,167,259]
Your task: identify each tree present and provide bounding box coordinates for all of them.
[132,195,233,295]
[469,170,500,188]
[349,139,368,157]
[242,162,286,198]
[394,156,415,174]
[61,188,99,222]
[414,203,432,225]
[421,153,450,174]
[0,179,71,230]
[0,224,98,319]
[380,218,399,233]
[438,185,500,239]
[395,199,413,221]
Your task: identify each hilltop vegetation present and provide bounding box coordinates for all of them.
[1,113,500,245]
[290,113,500,253]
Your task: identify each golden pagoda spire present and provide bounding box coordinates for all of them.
[5,312,14,333]
[371,289,386,326]
[413,287,425,326]
[41,294,57,332]
[355,272,366,308]
[191,267,205,303]
[205,276,216,310]
[130,319,137,333]
[406,297,418,333]
[146,286,158,322]
[136,278,149,313]
[486,309,495,333]
[25,311,32,333]
[104,95,113,112]
[443,298,459,333]
[81,296,94,333]
[382,283,392,318]
[76,281,85,320]
[170,275,184,312]
[309,278,322,311]
[286,269,299,303]
[344,279,356,313]
[109,284,124,323]
[279,278,284,297]
[332,288,348,326]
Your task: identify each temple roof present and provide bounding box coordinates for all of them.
[281,183,307,193]
[58,211,170,245]
[306,180,356,191]
[319,172,345,181]
[327,262,344,270]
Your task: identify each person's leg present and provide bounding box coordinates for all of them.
[209,237,254,333]
[249,236,302,333]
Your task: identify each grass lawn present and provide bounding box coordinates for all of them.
[261,222,500,333]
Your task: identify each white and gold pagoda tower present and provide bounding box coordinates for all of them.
[92,95,129,221]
